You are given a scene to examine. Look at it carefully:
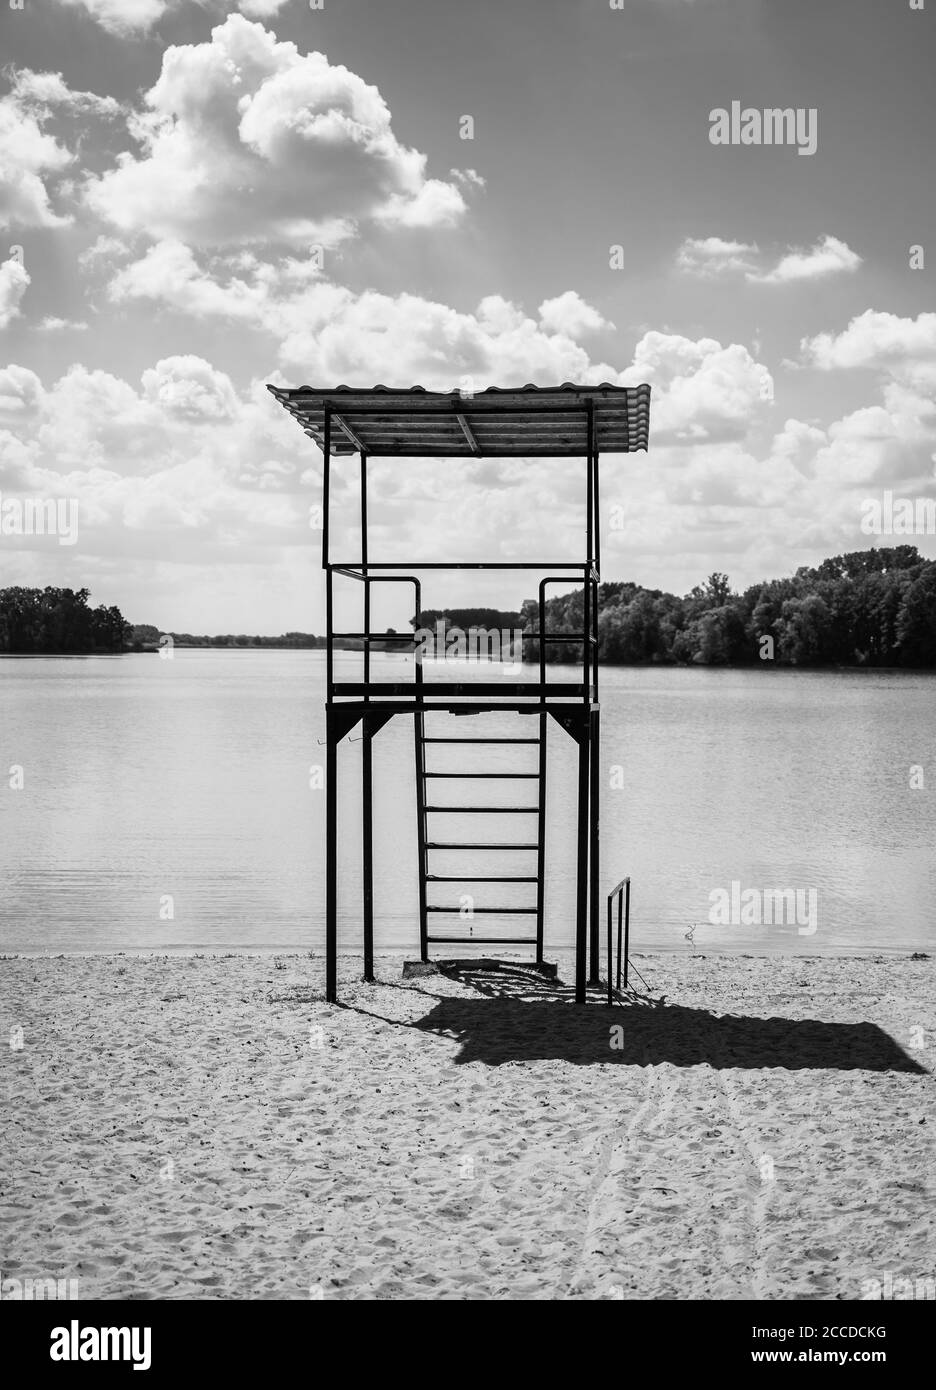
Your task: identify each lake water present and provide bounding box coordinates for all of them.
[1,651,933,956]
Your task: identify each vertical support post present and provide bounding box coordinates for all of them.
[412,578,427,961]
[607,891,613,1008]
[362,723,374,982]
[588,706,601,985]
[360,452,374,983]
[585,400,594,567]
[414,709,429,962]
[592,430,601,585]
[575,714,590,1004]
[623,877,631,990]
[324,408,333,697]
[583,402,593,709]
[535,709,547,965]
[322,408,331,570]
[325,706,338,1003]
[361,451,370,688]
[323,402,336,1002]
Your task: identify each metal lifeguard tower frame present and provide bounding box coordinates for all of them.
[268,383,651,1004]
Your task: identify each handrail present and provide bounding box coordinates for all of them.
[537,573,595,704]
[606,876,631,1007]
[327,572,422,700]
[330,562,600,705]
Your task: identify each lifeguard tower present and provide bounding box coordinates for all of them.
[268,383,651,1004]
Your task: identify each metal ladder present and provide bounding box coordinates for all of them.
[414,712,547,962]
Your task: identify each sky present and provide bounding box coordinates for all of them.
[0,0,934,633]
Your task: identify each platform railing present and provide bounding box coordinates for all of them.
[326,560,598,704]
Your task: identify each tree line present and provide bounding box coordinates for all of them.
[0,587,129,654]
[520,547,936,667]
[5,547,934,664]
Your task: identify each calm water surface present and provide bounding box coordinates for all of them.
[1,652,933,955]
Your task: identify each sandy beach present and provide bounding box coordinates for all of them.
[1,951,933,1301]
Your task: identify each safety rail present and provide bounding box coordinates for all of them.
[606,876,631,1007]
[326,561,598,704]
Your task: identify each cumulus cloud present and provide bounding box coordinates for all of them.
[0,92,73,230]
[107,241,347,357]
[274,286,624,388]
[676,234,861,285]
[84,15,473,248]
[237,0,295,17]
[36,316,89,332]
[8,68,123,118]
[103,252,622,387]
[750,235,862,285]
[52,0,169,36]
[802,310,936,373]
[0,67,120,232]
[784,311,936,494]
[620,332,773,444]
[104,249,774,457]
[675,237,759,279]
[0,363,43,416]
[4,323,927,621]
[0,357,315,575]
[0,256,30,328]
[78,236,131,271]
[140,355,240,421]
[538,291,612,339]
[51,0,297,35]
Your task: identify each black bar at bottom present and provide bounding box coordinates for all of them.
[7,1299,928,1374]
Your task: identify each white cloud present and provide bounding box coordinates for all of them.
[237,0,291,17]
[85,14,473,248]
[750,235,862,285]
[51,0,296,36]
[0,364,43,416]
[104,248,774,456]
[0,358,314,568]
[0,93,73,230]
[274,286,623,388]
[676,235,861,286]
[802,310,936,372]
[675,237,759,279]
[769,417,827,475]
[0,256,30,328]
[0,67,122,233]
[53,0,169,36]
[36,316,89,332]
[538,291,612,339]
[9,69,123,118]
[78,236,131,271]
[141,355,240,421]
[107,240,332,335]
[3,321,929,625]
[620,332,773,444]
[781,312,936,493]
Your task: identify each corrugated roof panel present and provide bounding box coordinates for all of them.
[267,382,651,457]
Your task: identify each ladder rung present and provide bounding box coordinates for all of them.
[426,806,538,813]
[426,875,538,882]
[424,772,539,779]
[427,906,537,914]
[426,936,538,945]
[426,843,539,850]
[420,737,540,744]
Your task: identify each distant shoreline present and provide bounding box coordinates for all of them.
[4,647,935,672]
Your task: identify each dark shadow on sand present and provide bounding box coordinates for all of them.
[354,960,928,1072]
